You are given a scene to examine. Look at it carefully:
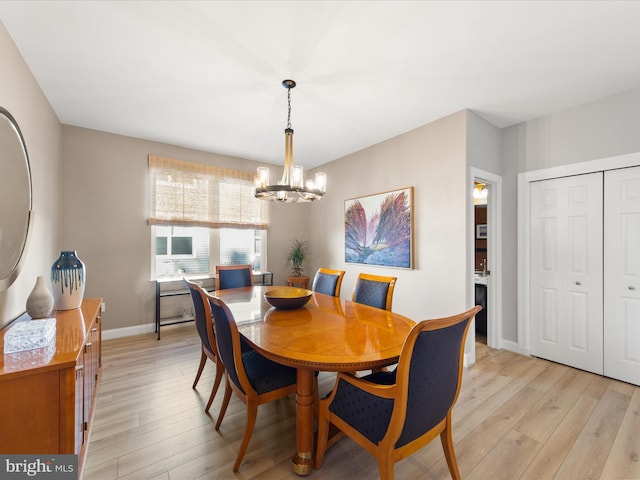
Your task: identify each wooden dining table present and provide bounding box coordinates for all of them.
[213,285,415,476]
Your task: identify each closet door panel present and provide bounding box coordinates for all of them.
[531,182,561,360]
[540,288,558,344]
[567,212,591,352]
[604,166,640,385]
[530,173,603,374]
[568,291,589,351]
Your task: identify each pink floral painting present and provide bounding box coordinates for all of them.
[344,187,413,268]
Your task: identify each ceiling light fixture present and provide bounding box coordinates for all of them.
[254,80,326,203]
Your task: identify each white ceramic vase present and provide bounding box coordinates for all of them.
[26,275,54,319]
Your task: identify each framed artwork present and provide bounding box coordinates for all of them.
[345,187,413,268]
[476,224,487,239]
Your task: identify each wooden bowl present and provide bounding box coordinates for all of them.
[264,287,312,309]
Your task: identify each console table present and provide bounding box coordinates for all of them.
[155,276,216,340]
[287,275,310,289]
[155,272,273,339]
[0,298,103,475]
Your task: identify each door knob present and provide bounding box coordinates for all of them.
[629,285,636,291]
[575,281,582,286]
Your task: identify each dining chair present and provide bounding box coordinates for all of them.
[352,272,397,311]
[206,291,298,472]
[183,278,224,413]
[312,268,346,297]
[215,264,253,291]
[315,305,482,480]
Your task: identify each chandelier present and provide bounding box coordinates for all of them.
[254,80,326,203]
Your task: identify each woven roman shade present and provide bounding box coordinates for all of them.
[148,155,268,229]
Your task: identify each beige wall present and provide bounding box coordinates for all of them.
[61,126,307,331]
[62,109,474,334]
[0,22,62,329]
[308,111,470,321]
[61,111,477,339]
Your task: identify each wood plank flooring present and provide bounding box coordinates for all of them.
[84,324,640,480]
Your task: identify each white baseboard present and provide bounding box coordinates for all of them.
[102,326,531,363]
[500,339,529,356]
[463,353,474,368]
[102,323,156,341]
[465,339,530,369]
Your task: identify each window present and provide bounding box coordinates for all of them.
[148,155,269,279]
[219,228,263,267]
[152,226,265,278]
[154,225,208,277]
[156,230,195,257]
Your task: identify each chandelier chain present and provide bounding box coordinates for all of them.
[287,87,292,130]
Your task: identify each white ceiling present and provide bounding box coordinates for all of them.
[2,1,640,169]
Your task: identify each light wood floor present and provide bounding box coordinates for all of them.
[84,324,640,480]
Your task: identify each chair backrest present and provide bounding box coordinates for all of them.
[312,268,346,297]
[216,264,253,291]
[207,293,247,394]
[352,273,397,310]
[393,306,481,448]
[184,278,217,357]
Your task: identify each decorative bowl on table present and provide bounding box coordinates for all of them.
[264,287,313,309]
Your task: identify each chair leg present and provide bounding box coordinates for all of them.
[215,376,232,430]
[233,400,258,472]
[313,373,319,427]
[314,402,330,469]
[376,452,395,480]
[440,416,461,480]
[193,348,207,389]
[205,359,224,413]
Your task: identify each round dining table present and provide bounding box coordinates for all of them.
[213,285,415,475]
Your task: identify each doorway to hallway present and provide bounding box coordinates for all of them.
[473,186,488,345]
[470,168,502,357]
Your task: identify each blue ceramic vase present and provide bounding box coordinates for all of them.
[51,250,86,310]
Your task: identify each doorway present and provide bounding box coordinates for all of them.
[473,182,488,345]
[470,168,502,356]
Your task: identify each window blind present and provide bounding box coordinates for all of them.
[148,155,268,229]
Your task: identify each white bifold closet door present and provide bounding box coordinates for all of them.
[530,173,604,375]
[604,166,640,386]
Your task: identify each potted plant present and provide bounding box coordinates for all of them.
[287,239,308,277]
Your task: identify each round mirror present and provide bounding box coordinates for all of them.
[0,107,33,292]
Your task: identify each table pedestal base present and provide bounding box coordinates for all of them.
[292,451,313,476]
[293,368,316,476]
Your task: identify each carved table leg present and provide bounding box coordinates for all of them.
[292,367,315,475]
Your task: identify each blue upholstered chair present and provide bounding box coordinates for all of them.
[215,264,253,291]
[206,291,298,472]
[312,268,345,297]
[352,273,397,311]
[315,306,482,480]
[184,278,224,413]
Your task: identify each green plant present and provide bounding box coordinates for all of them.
[287,239,308,276]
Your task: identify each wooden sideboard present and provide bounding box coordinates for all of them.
[0,298,102,474]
